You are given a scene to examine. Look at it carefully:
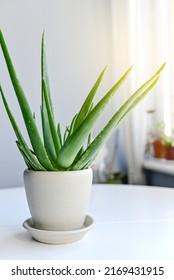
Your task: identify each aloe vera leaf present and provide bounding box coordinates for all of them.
[16,141,36,170]
[56,65,135,168]
[69,132,91,167]
[57,123,63,147]
[16,143,32,169]
[58,62,165,169]
[87,133,92,147]
[41,30,53,111]
[69,146,84,168]
[0,85,45,170]
[74,66,107,130]
[72,77,160,170]
[66,113,78,139]
[63,126,70,144]
[41,31,56,161]
[42,79,61,153]
[0,30,54,170]
[41,31,60,162]
[41,104,57,165]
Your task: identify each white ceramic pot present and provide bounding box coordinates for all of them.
[23,168,93,231]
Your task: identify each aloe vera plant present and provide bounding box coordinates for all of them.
[0,30,165,171]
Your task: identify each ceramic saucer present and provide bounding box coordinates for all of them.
[23,215,95,244]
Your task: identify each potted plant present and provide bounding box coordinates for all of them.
[0,30,165,244]
[145,115,165,159]
[164,136,174,160]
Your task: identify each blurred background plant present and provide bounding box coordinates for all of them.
[145,109,174,160]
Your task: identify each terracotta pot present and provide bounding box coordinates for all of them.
[152,139,164,158]
[164,146,174,160]
[23,168,93,231]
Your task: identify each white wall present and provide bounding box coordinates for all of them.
[0,0,115,187]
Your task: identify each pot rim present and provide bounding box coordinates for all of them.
[24,167,92,175]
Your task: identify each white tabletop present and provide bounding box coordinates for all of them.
[0,184,174,260]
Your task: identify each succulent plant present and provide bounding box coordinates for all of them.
[0,30,165,171]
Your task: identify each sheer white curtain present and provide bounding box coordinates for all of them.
[111,0,169,184]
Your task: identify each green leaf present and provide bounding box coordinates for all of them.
[56,65,133,169]
[41,30,53,111]
[69,146,84,168]
[41,31,61,165]
[74,66,107,130]
[57,123,63,147]
[16,141,36,170]
[41,103,57,164]
[63,126,70,144]
[72,76,160,170]
[42,79,61,153]
[0,30,55,170]
[66,113,78,140]
[0,85,45,170]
